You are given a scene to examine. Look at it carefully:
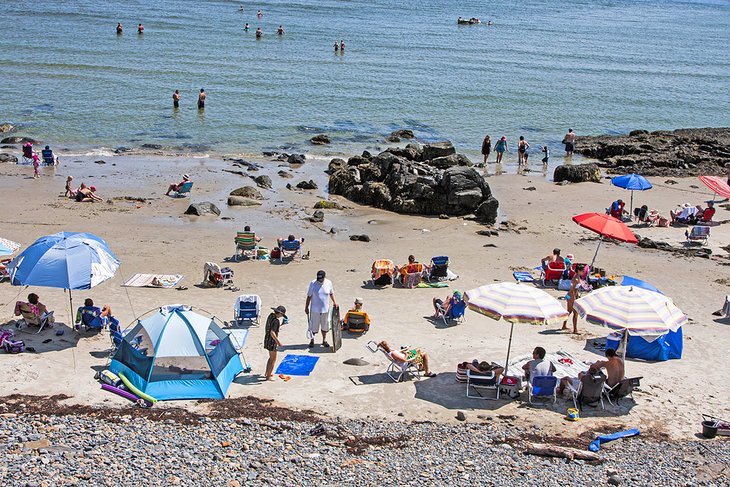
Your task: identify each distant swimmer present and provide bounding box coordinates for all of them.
[256,27,263,39]
[257,10,263,18]
[239,5,244,11]
[172,89,181,109]
[333,41,339,52]
[487,21,493,26]
[244,23,250,31]
[277,25,284,35]
[198,88,206,110]
[340,40,345,52]
[116,22,123,34]
[137,23,144,34]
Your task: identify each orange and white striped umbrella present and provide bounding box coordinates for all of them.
[465,282,568,326]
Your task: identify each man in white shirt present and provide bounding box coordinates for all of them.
[522,346,556,381]
[305,270,338,348]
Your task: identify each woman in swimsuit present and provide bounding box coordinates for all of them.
[481,134,491,164]
[517,136,530,165]
[494,136,508,164]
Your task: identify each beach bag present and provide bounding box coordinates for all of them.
[270,247,281,259]
[98,370,122,388]
[558,279,572,291]
[3,339,25,354]
[455,363,468,383]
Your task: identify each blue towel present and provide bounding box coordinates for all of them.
[276,354,320,376]
[588,428,640,452]
[513,271,535,282]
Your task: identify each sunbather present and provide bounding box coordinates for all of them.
[277,234,304,247]
[466,360,504,382]
[697,202,715,223]
[558,348,624,394]
[670,203,700,224]
[540,248,562,270]
[15,293,55,327]
[378,341,436,377]
[165,174,190,196]
[76,298,103,330]
[522,346,556,381]
[241,225,262,242]
[562,264,585,334]
[342,297,370,331]
[432,290,463,318]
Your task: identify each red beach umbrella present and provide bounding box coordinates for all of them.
[698,176,730,200]
[572,213,638,267]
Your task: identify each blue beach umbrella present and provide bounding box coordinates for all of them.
[7,232,121,324]
[611,174,652,215]
[620,276,662,294]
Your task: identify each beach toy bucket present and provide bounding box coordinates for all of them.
[566,408,580,421]
[702,420,718,439]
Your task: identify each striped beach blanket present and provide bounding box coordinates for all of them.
[122,274,183,288]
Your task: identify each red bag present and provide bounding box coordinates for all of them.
[270,247,281,259]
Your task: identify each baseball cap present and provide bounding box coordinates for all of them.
[354,297,363,304]
[271,305,287,315]
[316,270,326,279]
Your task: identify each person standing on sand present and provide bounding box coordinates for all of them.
[172,90,181,109]
[116,22,123,34]
[305,270,338,349]
[563,128,576,155]
[197,89,206,109]
[494,136,508,164]
[264,305,286,381]
[562,264,585,334]
[137,23,144,34]
[517,136,530,165]
[481,134,491,164]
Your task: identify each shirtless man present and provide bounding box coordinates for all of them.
[116,22,123,34]
[172,90,181,108]
[563,128,576,155]
[559,348,624,394]
[197,89,206,109]
[540,248,561,270]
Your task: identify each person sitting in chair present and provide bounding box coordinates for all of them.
[76,298,104,330]
[277,234,303,248]
[466,359,505,382]
[540,248,562,271]
[432,290,463,318]
[608,199,626,219]
[396,255,425,285]
[522,346,556,381]
[558,348,623,395]
[41,145,59,166]
[15,293,55,327]
[165,174,191,196]
[342,297,370,332]
[241,225,262,242]
[670,203,700,224]
[378,341,436,377]
[697,201,715,223]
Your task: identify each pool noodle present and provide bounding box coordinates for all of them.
[118,371,158,404]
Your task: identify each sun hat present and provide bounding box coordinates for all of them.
[354,297,363,304]
[271,305,287,315]
[183,174,190,180]
[566,253,574,260]
[501,136,506,141]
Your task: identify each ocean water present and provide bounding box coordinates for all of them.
[1,0,729,160]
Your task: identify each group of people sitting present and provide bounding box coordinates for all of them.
[670,201,715,225]
[14,294,117,332]
[23,142,59,166]
[65,177,102,202]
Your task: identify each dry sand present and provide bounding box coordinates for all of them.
[1,152,728,440]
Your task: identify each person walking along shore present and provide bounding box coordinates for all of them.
[481,134,491,164]
[494,136,508,164]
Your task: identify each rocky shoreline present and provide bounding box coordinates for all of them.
[1,395,727,486]
[575,128,730,177]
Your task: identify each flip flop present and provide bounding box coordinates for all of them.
[176,286,189,291]
[278,374,291,382]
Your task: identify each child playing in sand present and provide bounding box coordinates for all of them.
[32,153,40,178]
[65,176,76,197]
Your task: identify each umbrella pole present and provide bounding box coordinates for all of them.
[630,191,634,220]
[590,237,603,268]
[504,322,515,378]
[68,289,74,331]
[621,329,628,363]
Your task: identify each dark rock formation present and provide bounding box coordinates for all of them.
[0,153,18,163]
[227,196,262,207]
[310,210,324,223]
[230,186,263,200]
[288,154,306,164]
[253,175,272,189]
[328,144,498,223]
[553,163,602,183]
[390,129,415,140]
[297,180,318,190]
[310,134,331,145]
[1,136,36,144]
[277,170,293,178]
[349,234,371,242]
[576,128,730,177]
[184,202,221,216]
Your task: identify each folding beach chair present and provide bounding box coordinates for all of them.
[234,231,259,261]
[366,341,421,382]
[541,261,565,286]
[203,262,234,287]
[569,370,606,410]
[343,310,370,333]
[603,376,642,412]
[428,256,449,282]
[109,318,145,355]
[528,375,558,405]
[437,298,466,326]
[399,263,424,288]
[371,259,395,286]
[233,294,261,326]
[172,181,193,197]
[685,226,710,245]
[14,301,54,334]
[75,305,104,332]
[466,369,500,400]
[279,239,302,262]
[41,148,56,166]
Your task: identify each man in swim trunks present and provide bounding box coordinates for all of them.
[256,28,263,39]
[563,129,576,155]
[172,90,180,108]
[277,25,284,35]
[198,89,206,109]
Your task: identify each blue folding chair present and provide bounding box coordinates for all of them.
[233,294,261,326]
[173,181,194,197]
[76,306,104,331]
[528,375,558,405]
[279,239,302,262]
[428,256,449,281]
[441,299,466,325]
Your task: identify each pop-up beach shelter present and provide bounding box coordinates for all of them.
[110,305,243,400]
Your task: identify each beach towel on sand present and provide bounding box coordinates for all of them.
[275,354,319,376]
[417,282,449,288]
[122,274,184,288]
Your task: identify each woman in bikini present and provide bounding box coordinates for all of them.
[378,341,436,377]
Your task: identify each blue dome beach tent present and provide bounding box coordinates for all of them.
[6,232,120,324]
[611,174,652,217]
[109,305,244,400]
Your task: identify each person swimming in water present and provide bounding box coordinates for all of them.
[244,23,250,31]
[256,27,263,39]
[340,40,345,52]
[116,22,123,34]
[277,25,284,35]
[257,10,262,18]
[238,5,244,11]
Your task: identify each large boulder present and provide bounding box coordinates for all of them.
[422,141,455,161]
[296,180,318,190]
[327,158,346,174]
[310,134,331,145]
[391,129,415,140]
[0,123,14,133]
[385,143,422,161]
[553,163,601,183]
[288,154,306,164]
[253,175,272,189]
[1,136,36,144]
[185,202,221,216]
[230,186,263,200]
[0,153,18,163]
[227,196,262,207]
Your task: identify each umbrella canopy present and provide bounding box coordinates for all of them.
[7,232,119,290]
[0,237,21,256]
[465,283,569,371]
[698,175,730,200]
[465,282,568,325]
[574,286,686,337]
[620,276,662,294]
[611,174,652,191]
[573,213,638,267]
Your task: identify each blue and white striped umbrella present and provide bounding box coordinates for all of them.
[7,232,120,290]
[574,286,686,336]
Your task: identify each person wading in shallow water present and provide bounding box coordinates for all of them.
[172,90,181,108]
[481,134,491,164]
[198,89,206,109]
[563,128,576,155]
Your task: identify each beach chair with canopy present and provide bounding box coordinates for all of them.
[428,256,449,282]
[234,231,258,261]
[233,294,261,326]
[366,340,421,382]
[527,375,558,405]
